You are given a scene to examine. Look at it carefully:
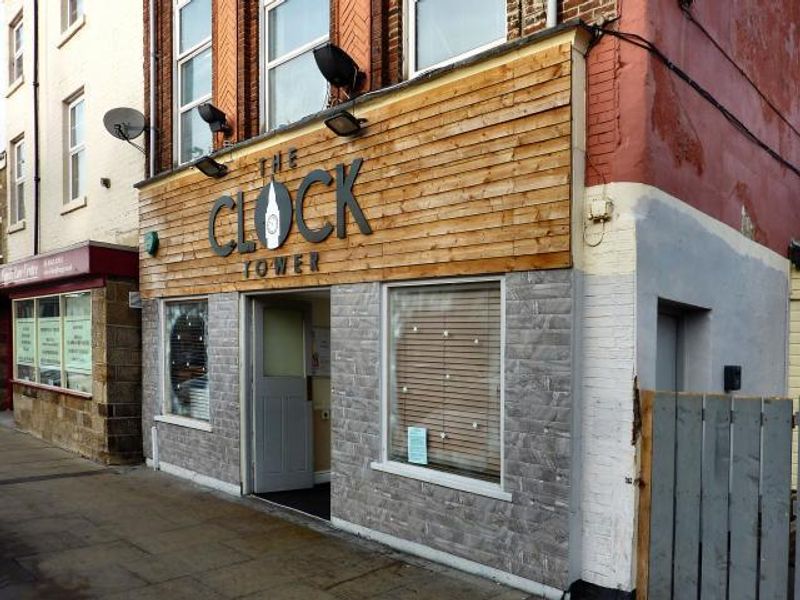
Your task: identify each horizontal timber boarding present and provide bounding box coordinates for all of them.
[139,40,576,298]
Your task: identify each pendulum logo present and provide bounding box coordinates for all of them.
[254,180,293,250]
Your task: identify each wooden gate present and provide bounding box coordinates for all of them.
[637,391,795,599]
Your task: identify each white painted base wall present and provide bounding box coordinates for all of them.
[575,182,790,591]
[145,458,241,497]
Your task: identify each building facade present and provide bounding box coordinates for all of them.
[137,0,800,597]
[3,0,144,463]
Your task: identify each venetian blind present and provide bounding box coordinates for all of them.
[166,301,210,421]
[388,282,502,482]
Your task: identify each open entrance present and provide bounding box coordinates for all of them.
[248,289,331,520]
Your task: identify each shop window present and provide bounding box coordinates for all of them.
[385,280,502,484]
[10,136,25,225]
[66,93,86,203]
[264,0,329,130]
[12,292,93,394]
[9,15,22,85]
[175,0,212,165]
[164,300,209,421]
[408,0,506,76]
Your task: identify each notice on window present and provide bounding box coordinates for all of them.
[15,317,35,366]
[65,315,91,373]
[407,427,428,465]
[38,317,61,368]
[310,327,331,377]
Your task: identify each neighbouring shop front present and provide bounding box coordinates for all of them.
[138,28,586,596]
[2,241,142,464]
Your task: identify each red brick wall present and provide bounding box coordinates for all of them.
[144,0,175,175]
[507,0,617,40]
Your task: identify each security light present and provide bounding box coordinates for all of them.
[313,43,364,96]
[193,156,228,178]
[324,110,366,137]
[198,102,232,135]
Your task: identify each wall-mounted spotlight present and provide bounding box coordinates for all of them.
[790,239,800,269]
[198,102,232,135]
[313,43,365,97]
[325,110,367,137]
[193,155,228,178]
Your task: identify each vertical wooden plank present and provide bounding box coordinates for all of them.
[636,390,654,599]
[648,391,677,599]
[700,395,731,599]
[672,393,703,597]
[729,398,762,600]
[795,410,800,600]
[759,398,792,600]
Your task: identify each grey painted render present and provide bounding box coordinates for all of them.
[142,293,241,485]
[330,271,574,590]
[634,195,789,395]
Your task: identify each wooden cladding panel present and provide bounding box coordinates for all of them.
[139,41,575,298]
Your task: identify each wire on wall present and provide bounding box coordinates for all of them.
[583,23,800,180]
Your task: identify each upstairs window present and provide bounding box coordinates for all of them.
[10,137,25,225]
[264,0,329,129]
[63,0,84,31]
[67,94,86,202]
[9,16,22,84]
[175,0,212,165]
[409,0,506,76]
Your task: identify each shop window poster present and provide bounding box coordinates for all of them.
[37,317,62,368]
[310,327,330,377]
[15,317,35,366]
[65,314,92,373]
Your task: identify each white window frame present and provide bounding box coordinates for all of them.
[158,296,213,431]
[66,94,86,204]
[261,0,330,132]
[12,291,93,397]
[405,0,508,79]
[10,136,25,227]
[10,16,23,85]
[174,0,212,166]
[371,275,511,502]
[65,0,84,30]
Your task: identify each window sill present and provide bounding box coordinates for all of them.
[8,219,25,234]
[6,77,23,98]
[370,460,512,502]
[155,414,212,432]
[12,379,92,399]
[57,14,86,48]
[60,196,87,215]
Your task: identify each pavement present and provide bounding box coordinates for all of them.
[0,415,536,600]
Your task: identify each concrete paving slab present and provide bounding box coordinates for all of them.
[0,427,542,599]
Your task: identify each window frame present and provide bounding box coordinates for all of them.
[261,0,330,132]
[12,290,93,397]
[159,296,213,430]
[405,0,508,79]
[65,0,84,31]
[173,0,213,166]
[372,275,510,501]
[10,15,23,85]
[66,94,86,204]
[10,136,25,226]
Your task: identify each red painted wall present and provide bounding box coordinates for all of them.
[587,1,800,255]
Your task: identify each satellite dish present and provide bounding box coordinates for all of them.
[103,107,146,141]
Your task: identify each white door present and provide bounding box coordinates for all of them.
[253,303,314,493]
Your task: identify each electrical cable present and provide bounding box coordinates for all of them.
[679,4,800,141]
[584,23,800,180]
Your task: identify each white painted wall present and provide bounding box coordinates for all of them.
[3,0,143,262]
[575,182,790,592]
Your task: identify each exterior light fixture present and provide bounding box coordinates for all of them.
[193,156,228,178]
[313,43,364,96]
[198,102,232,135]
[324,110,366,137]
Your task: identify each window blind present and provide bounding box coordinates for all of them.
[388,282,502,482]
[165,301,210,421]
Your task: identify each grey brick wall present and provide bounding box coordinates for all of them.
[142,293,241,485]
[330,270,573,589]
